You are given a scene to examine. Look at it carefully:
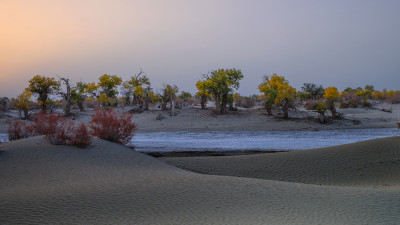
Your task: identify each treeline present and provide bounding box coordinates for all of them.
[1,68,399,121]
[0,71,193,119]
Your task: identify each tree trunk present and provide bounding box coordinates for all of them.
[329,100,339,119]
[40,93,48,113]
[220,102,227,114]
[144,98,149,111]
[64,90,71,116]
[23,109,29,120]
[138,99,143,110]
[282,100,289,119]
[133,95,138,106]
[319,111,326,124]
[125,95,130,106]
[61,78,71,116]
[161,98,167,111]
[170,99,175,116]
[78,100,85,112]
[265,102,273,115]
[220,94,228,114]
[200,96,206,109]
[214,95,221,114]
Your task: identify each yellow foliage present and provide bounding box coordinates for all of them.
[15,88,32,110]
[28,75,59,94]
[259,74,295,104]
[355,89,372,100]
[98,74,122,87]
[276,82,296,101]
[99,93,110,106]
[86,82,99,93]
[134,86,146,98]
[196,80,211,97]
[387,90,396,99]
[232,93,240,101]
[340,91,348,99]
[98,74,122,98]
[148,91,161,103]
[371,91,386,100]
[323,87,340,101]
[165,84,179,97]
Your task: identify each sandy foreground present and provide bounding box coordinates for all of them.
[1,136,400,224]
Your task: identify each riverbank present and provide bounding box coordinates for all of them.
[1,101,399,134]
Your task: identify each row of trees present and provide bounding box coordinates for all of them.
[3,68,400,120]
[7,71,192,118]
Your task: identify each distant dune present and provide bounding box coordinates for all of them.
[1,136,400,224]
[162,136,400,188]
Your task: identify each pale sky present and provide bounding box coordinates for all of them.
[1,0,399,97]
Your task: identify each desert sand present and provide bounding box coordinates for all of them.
[162,136,400,188]
[1,136,400,224]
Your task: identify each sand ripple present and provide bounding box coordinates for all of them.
[1,136,400,224]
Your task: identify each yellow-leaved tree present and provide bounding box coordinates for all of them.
[28,75,60,112]
[201,68,244,114]
[275,81,296,119]
[15,88,32,119]
[129,71,151,108]
[258,74,286,115]
[99,93,111,108]
[98,74,122,105]
[134,85,146,109]
[195,80,211,110]
[323,87,341,119]
[164,84,179,116]
[259,74,296,118]
[355,89,372,102]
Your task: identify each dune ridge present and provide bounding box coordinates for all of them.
[162,136,400,188]
[1,136,400,224]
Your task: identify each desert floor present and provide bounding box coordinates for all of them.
[0,136,400,224]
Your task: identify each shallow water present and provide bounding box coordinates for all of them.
[1,128,398,152]
[130,128,399,152]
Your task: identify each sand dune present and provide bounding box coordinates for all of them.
[162,136,400,188]
[1,137,400,224]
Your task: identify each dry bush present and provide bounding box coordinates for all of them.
[32,112,62,135]
[389,93,400,104]
[45,119,75,145]
[70,123,92,148]
[304,100,317,110]
[7,120,35,141]
[235,96,255,108]
[89,108,136,145]
[36,113,91,148]
[340,96,362,108]
[245,97,256,108]
[7,111,91,148]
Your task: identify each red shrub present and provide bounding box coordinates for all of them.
[44,119,75,145]
[89,108,136,145]
[32,111,61,135]
[7,120,35,141]
[70,123,92,148]
[7,111,92,148]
